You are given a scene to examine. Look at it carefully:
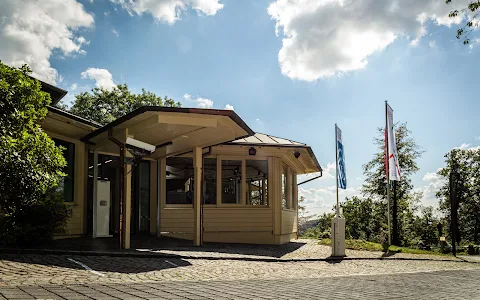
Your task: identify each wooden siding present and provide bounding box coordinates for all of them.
[203,208,272,233]
[160,208,194,234]
[281,210,297,235]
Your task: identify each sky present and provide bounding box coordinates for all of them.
[1,0,480,216]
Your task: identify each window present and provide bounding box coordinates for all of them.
[282,165,287,209]
[53,139,75,202]
[246,160,268,206]
[166,157,194,204]
[221,160,242,204]
[204,158,217,204]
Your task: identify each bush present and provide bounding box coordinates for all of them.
[0,193,71,246]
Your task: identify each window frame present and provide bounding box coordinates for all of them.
[53,138,76,203]
[245,157,269,207]
[218,156,245,207]
[164,156,195,208]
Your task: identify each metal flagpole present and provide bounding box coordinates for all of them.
[385,101,391,246]
[335,124,339,217]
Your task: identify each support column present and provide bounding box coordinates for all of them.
[156,159,161,237]
[92,150,98,238]
[193,147,202,246]
[123,162,132,249]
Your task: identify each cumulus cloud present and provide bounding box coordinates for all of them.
[299,185,360,214]
[454,142,480,151]
[112,28,120,37]
[224,104,234,110]
[111,0,224,24]
[267,0,470,81]
[419,169,446,208]
[0,0,94,84]
[183,93,214,108]
[70,83,78,91]
[81,68,116,90]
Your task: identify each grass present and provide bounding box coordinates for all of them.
[318,238,449,256]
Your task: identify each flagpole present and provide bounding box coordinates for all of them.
[335,124,339,217]
[385,101,391,246]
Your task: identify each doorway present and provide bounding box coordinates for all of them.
[132,160,150,234]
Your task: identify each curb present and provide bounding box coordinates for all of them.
[0,248,476,264]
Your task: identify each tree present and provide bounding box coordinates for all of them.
[0,62,66,214]
[437,148,480,244]
[446,0,480,45]
[69,84,181,125]
[362,123,424,246]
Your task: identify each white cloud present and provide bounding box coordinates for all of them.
[111,0,224,24]
[255,118,263,125]
[267,0,470,81]
[0,0,94,84]
[183,93,214,108]
[70,83,78,91]
[454,143,480,151]
[112,28,120,37]
[81,68,116,90]
[224,104,234,110]
[419,169,446,208]
[299,185,360,214]
[429,40,436,48]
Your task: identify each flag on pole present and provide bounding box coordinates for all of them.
[386,104,401,181]
[336,125,347,189]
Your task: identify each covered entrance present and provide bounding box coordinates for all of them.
[82,107,254,249]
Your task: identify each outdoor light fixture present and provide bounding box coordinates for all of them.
[294,151,301,158]
[249,147,257,156]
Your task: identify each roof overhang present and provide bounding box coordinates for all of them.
[81,106,254,158]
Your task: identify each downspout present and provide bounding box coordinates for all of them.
[296,168,323,239]
[108,130,126,250]
[200,146,212,246]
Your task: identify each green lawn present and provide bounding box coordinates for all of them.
[318,238,449,256]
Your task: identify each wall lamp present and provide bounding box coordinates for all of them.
[294,151,301,158]
[249,147,257,156]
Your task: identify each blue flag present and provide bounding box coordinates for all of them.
[336,125,347,189]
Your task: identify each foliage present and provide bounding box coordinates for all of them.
[0,192,72,246]
[0,62,66,214]
[362,122,424,246]
[437,148,480,244]
[69,84,181,125]
[318,239,449,256]
[446,0,480,45]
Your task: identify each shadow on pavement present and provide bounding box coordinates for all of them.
[0,254,191,273]
[39,236,307,258]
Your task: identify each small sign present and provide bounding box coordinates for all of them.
[440,236,446,241]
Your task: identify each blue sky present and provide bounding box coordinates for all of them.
[1,0,479,215]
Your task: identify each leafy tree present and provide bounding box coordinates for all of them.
[0,62,66,214]
[437,148,480,244]
[362,123,424,246]
[446,0,480,45]
[69,84,181,125]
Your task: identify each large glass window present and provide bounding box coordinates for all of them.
[53,139,75,202]
[166,157,194,204]
[246,160,268,206]
[204,158,217,204]
[282,165,287,209]
[221,160,242,204]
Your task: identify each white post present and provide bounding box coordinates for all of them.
[92,150,98,238]
[156,159,161,237]
[386,101,391,246]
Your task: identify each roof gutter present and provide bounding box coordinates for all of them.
[297,168,323,186]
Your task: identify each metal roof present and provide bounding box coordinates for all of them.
[229,132,306,147]
[34,77,68,105]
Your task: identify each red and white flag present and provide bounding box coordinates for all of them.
[386,104,401,181]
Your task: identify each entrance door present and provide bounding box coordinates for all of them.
[132,161,150,234]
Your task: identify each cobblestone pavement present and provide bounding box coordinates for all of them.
[1,269,480,299]
[0,253,479,286]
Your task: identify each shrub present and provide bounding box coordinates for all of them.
[0,193,71,247]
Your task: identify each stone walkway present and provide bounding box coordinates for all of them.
[1,269,480,299]
[0,253,479,286]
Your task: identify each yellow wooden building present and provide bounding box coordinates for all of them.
[39,81,322,249]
